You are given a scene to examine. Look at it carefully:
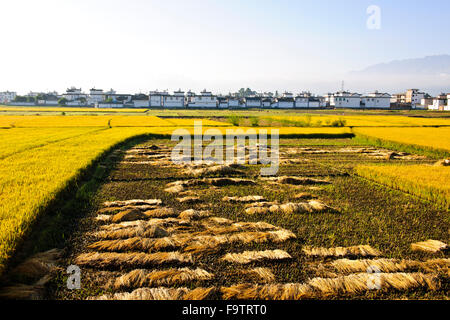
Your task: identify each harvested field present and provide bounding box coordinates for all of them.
[5,138,448,301]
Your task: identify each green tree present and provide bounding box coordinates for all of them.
[58,98,68,106]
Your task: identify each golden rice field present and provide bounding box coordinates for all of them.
[0,115,226,128]
[268,115,450,127]
[355,164,450,209]
[0,127,103,159]
[353,127,450,153]
[0,127,158,274]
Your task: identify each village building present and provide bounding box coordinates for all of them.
[37,93,59,105]
[217,96,229,108]
[88,88,105,106]
[245,96,262,108]
[294,93,310,108]
[262,97,272,108]
[361,91,391,109]
[63,87,87,102]
[149,90,168,107]
[184,90,196,106]
[187,89,217,108]
[420,97,434,109]
[405,89,425,108]
[330,91,362,108]
[428,94,448,111]
[391,93,406,104]
[308,97,321,108]
[227,96,242,108]
[0,91,17,103]
[164,90,185,108]
[131,93,149,107]
[97,102,124,108]
[276,92,295,108]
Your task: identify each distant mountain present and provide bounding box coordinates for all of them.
[351,55,450,76]
[345,55,450,95]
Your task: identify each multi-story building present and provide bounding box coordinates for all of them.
[164,90,185,108]
[149,90,168,107]
[187,90,217,108]
[63,87,87,101]
[330,91,362,108]
[0,91,17,103]
[405,89,425,107]
[294,92,310,108]
[88,88,105,106]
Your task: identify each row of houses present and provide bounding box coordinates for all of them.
[1,87,449,110]
[121,90,393,109]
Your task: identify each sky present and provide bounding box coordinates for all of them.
[0,0,449,95]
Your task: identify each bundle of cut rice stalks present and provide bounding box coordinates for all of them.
[302,245,381,258]
[74,251,193,268]
[221,272,439,300]
[222,250,292,264]
[10,249,63,280]
[92,287,215,300]
[245,200,333,215]
[111,268,214,289]
[92,225,170,240]
[103,199,162,208]
[411,240,448,253]
[222,195,266,203]
[330,258,450,275]
[183,164,244,177]
[99,218,183,234]
[179,209,211,221]
[88,228,296,254]
[243,268,276,283]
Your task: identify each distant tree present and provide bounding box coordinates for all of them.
[105,97,113,103]
[79,97,87,104]
[58,98,68,106]
[237,88,256,97]
[13,95,28,102]
[27,96,35,103]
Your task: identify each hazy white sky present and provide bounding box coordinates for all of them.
[1,0,449,95]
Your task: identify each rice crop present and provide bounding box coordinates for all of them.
[356,164,450,209]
